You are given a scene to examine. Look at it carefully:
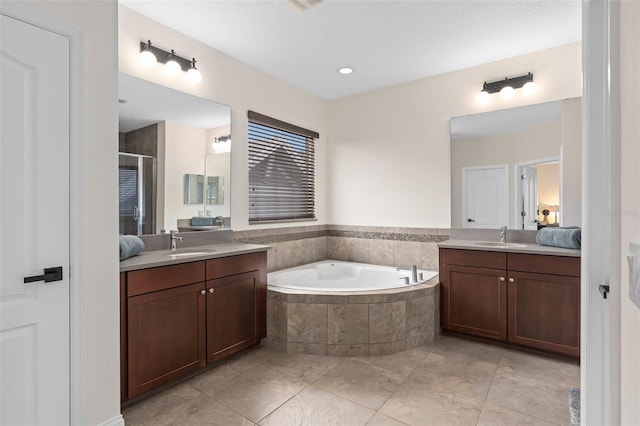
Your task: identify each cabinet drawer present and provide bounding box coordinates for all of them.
[206,252,262,280]
[508,253,580,277]
[127,261,205,297]
[440,248,506,269]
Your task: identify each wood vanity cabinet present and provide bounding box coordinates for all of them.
[125,262,206,399]
[205,252,267,363]
[440,248,580,357]
[507,253,580,357]
[440,250,507,341]
[121,251,267,402]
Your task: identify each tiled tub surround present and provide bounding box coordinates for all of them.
[233,226,445,356]
[234,225,450,272]
[265,277,440,356]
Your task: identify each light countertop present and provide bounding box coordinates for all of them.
[438,239,581,257]
[119,242,269,272]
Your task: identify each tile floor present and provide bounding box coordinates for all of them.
[122,335,579,425]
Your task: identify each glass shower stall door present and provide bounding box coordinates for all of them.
[119,153,156,235]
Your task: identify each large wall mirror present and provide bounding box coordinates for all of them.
[450,97,582,230]
[118,73,231,235]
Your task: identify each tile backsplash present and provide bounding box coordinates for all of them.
[234,225,449,272]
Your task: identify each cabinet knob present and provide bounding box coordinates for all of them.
[209,288,214,293]
[499,276,505,282]
[200,290,206,295]
[509,278,515,283]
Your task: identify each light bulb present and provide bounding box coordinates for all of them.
[476,90,490,104]
[165,50,181,76]
[186,67,201,84]
[165,59,181,76]
[138,41,157,69]
[500,85,514,99]
[186,58,202,84]
[522,81,537,96]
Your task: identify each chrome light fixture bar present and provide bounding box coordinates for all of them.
[138,40,201,84]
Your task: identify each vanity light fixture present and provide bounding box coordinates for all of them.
[138,40,202,84]
[477,73,536,103]
[211,135,231,154]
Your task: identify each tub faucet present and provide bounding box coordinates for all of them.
[397,265,419,283]
[500,226,508,244]
[170,230,183,251]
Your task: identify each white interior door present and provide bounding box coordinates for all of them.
[1,14,70,425]
[462,165,508,228]
[519,165,538,230]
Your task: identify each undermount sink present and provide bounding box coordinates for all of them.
[474,241,528,248]
[168,249,216,258]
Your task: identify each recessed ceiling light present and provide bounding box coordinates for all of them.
[338,67,353,75]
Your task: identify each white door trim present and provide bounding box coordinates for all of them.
[513,156,561,229]
[0,2,88,425]
[582,0,613,424]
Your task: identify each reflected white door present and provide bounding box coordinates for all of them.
[462,165,508,228]
[1,14,70,425]
[519,166,539,230]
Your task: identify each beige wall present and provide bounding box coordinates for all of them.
[535,162,560,222]
[328,43,582,228]
[205,125,232,218]
[163,121,207,230]
[561,97,582,227]
[618,0,640,423]
[451,120,561,228]
[20,1,121,425]
[118,6,328,231]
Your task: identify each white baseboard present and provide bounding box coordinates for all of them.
[99,414,125,426]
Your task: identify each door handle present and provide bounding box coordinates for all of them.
[24,266,63,284]
[467,218,475,222]
[133,206,139,221]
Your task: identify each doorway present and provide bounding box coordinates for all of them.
[515,158,560,230]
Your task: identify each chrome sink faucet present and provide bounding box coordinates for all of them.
[170,230,183,251]
[500,226,508,244]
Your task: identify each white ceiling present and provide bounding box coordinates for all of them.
[120,0,582,100]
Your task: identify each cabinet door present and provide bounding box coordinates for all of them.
[207,271,259,363]
[127,282,206,398]
[508,271,580,356]
[442,264,507,340]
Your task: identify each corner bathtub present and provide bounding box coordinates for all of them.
[269,260,438,292]
[266,260,440,356]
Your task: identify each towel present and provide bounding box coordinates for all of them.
[119,235,145,260]
[191,216,215,226]
[536,227,581,250]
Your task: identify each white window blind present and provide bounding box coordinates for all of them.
[248,111,318,224]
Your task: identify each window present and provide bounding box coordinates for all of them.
[248,111,319,224]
